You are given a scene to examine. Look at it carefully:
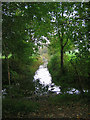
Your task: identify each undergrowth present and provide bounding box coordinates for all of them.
[48,93,89,106]
[3,97,40,118]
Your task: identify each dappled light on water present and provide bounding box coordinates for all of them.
[34,65,52,85]
[33,64,60,95]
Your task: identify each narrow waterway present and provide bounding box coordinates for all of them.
[33,62,60,95]
[33,62,87,96]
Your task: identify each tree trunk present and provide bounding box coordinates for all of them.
[61,3,64,73]
[7,59,10,85]
[3,42,10,85]
[61,45,64,73]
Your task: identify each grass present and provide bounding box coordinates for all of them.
[48,93,89,106]
[2,97,40,118]
[2,93,89,118]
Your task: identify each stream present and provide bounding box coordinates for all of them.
[33,62,61,95]
[33,61,86,96]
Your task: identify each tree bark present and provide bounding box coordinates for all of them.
[61,38,64,73]
[60,3,64,73]
[57,3,68,74]
[7,59,10,85]
[3,42,10,85]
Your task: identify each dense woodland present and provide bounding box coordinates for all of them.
[2,2,90,118]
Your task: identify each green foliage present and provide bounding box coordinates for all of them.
[47,2,89,95]
[10,70,19,80]
[48,54,61,84]
[2,2,48,95]
[66,52,77,61]
[48,54,73,89]
[2,2,89,109]
[3,58,42,98]
[48,51,89,93]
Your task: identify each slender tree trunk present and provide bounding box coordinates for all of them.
[3,42,10,85]
[61,3,64,73]
[61,38,64,73]
[57,3,68,74]
[7,59,10,85]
